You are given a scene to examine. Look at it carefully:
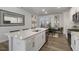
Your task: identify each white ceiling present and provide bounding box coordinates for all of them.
[22,7,71,15]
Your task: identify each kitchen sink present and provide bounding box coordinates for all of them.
[32,29,41,32]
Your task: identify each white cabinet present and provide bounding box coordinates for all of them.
[42,31,46,45]
[25,36,35,51]
[35,31,46,50]
[35,33,42,50]
[40,31,46,47]
[10,31,46,51]
[71,32,79,51]
[12,36,36,51]
[71,35,76,50]
[12,38,26,51]
[76,39,79,51]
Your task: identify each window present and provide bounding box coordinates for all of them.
[0,9,25,26]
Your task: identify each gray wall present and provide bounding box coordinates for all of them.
[0,7,32,42]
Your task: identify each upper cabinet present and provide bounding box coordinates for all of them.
[0,9,25,26]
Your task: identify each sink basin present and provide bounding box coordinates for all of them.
[32,29,41,32]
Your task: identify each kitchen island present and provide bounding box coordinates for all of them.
[6,28,47,51]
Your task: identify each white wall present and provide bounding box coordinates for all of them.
[50,14,63,28]
[50,15,54,27]
[0,7,32,42]
[63,10,71,36]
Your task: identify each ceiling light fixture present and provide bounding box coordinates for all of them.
[42,9,45,12]
[45,11,47,14]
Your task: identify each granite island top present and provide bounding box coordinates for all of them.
[5,28,48,40]
[71,31,79,37]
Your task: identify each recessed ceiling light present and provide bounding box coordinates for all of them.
[45,11,47,14]
[42,9,45,12]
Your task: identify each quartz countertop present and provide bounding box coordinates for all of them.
[68,28,79,32]
[71,31,79,37]
[6,28,48,40]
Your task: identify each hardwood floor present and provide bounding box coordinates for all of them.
[40,34,72,51]
[0,41,8,51]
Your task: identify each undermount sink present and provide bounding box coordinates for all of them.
[32,29,41,32]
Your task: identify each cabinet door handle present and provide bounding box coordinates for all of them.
[74,40,76,46]
[32,42,35,47]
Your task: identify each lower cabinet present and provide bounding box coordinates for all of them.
[71,32,79,51]
[12,37,26,51]
[11,31,46,51]
[34,33,42,50]
[42,31,46,45]
[25,36,35,51]
[34,31,46,51]
[71,36,76,50]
